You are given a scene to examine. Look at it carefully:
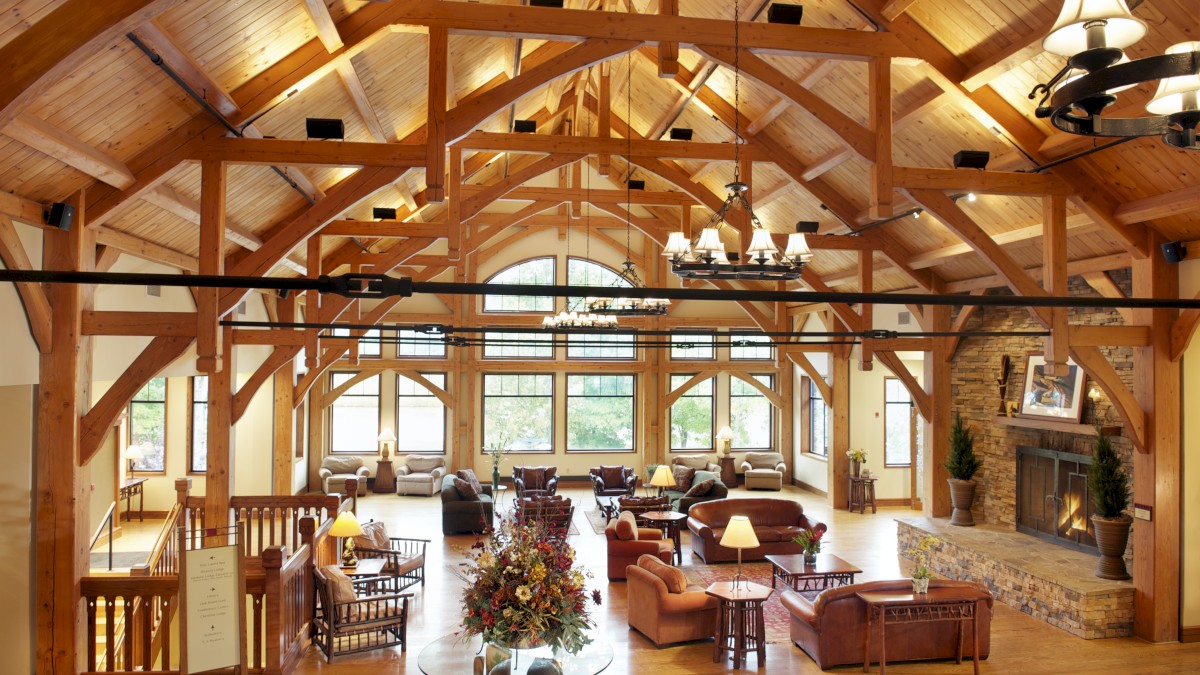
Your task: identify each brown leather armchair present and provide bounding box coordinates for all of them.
[687,497,827,563]
[781,579,992,669]
[589,466,637,499]
[604,511,673,580]
[626,554,718,647]
[512,465,559,499]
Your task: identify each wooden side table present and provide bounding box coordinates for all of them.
[857,588,981,675]
[848,476,877,513]
[119,477,147,522]
[706,581,772,669]
[718,455,738,488]
[374,459,396,494]
[637,511,688,565]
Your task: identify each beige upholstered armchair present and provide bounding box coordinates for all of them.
[670,454,719,473]
[394,455,447,496]
[740,451,786,491]
[319,456,370,496]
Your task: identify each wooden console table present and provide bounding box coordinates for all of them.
[857,588,980,675]
[119,477,147,522]
[849,476,877,513]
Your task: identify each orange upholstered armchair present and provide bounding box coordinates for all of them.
[604,511,673,580]
[626,554,718,647]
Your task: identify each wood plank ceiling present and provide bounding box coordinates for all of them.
[0,0,1195,298]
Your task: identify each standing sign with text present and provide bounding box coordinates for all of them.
[184,544,241,673]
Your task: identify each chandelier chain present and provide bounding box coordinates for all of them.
[733,0,741,183]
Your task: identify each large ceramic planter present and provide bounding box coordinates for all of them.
[1091,514,1132,580]
[947,478,977,526]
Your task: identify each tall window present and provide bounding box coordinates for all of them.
[484,258,555,312]
[885,377,914,467]
[669,374,714,451]
[190,376,208,473]
[567,375,635,452]
[483,331,554,358]
[729,333,774,360]
[483,374,554,452]
[567,332,635,359]
[128,378,166,472]
[671,333,714,360]
[397,373,446,453]
[808,379,830,457]
[329,373,380,453]
[730,375,773,449]
[396,328,446,358]
[331,327,381,357]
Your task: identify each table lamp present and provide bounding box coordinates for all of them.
[378,428,396,460]
[649,465,676,497]
[715,426,734,457]
[329,511,364,567]
[720,515,760,591]
[125,444,145,475]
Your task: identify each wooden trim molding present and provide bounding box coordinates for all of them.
[1180,626,1200,643]
[792,478,828,497]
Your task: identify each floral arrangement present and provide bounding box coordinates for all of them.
[460,518,599,654]
[792,528,825,555]
[905,535,939,580]
[485,432,513,470]
[846,448,868,464]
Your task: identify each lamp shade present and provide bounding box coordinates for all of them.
[715,426,735,441]
[649,464,676,488]
[125,445,145,460]
[745,228,778,259]
[1146,42,1200,115]
[378,428,397,444]
[694,227,724,257]
[783,231,812,262]
[1042,0,1146,56]
[328,512,364,538]
[719,515,760,549]
[662,231,692,257]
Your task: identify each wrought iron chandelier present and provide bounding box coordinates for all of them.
[662,0,815,280]
[541,310,618,329]
[1030,0,1200,149]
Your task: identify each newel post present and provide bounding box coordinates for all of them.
[343,478,358,513]
[262,545,286,675]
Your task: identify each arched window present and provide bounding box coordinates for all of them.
[566,258,636,358]
[566,258,631,311]
[483,257,556,312]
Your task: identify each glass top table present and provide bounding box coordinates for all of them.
[418,633,613,674]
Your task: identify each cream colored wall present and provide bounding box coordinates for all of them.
[792,314,831,493]
[0,384,34,674]
[1178,259,1200,628]
[0,220,43,386]
[89,427,117,536]
[847,358,922,501]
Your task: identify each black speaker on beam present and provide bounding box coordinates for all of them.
[1162,241,1188,263]
[669,127,694,141]
[529,0,564,6]
[628,180,646,190]
[44,202,74,231]
[795,220,820,233]
[953,150,990,169]
[767,3,803,25]
[513,119,537,133]
[306,117,344,140]
[373,207,398,220]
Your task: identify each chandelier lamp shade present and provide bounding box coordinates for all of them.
[542,310,619,330]
[1030,0,1200,149]
[583,260,670,316]
[663,182,815,281]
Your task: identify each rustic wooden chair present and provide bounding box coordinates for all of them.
[515,496,574,540]
[351,520,429,593]
[312,565,411,662]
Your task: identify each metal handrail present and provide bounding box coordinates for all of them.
[90,501,117,571]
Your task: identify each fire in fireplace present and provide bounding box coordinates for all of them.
[1016,446,1098,553]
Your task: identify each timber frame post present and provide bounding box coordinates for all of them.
[205,325,237,533]
[830,344,851,509]
[923,303,952,517]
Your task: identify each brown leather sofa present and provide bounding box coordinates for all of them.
[686,497,826,563]
[604,511,673,580]
[626,554,718,647]
[781,579,993,669]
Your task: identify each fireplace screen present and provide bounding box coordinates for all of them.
[1016,446,1097,553]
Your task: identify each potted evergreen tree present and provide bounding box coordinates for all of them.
[1088,428,1131,580]
[945,413,983,526]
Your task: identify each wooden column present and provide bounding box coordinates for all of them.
[868,56,893,219]
[923,303,952,517]
[426,26,448,203]
[830,345,851,509]
[273,366,294,496]
[1132,231,1181,643]
[598,63,611,176]
[197,159,226,374]
[1042,195,1069,375]
[448,146,462,261]
[859,250,874,371]
[35,190,91,675]
[658,0,678,77]
[205,325,236,531]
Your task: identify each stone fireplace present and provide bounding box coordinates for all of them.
[1016,446,1097,554]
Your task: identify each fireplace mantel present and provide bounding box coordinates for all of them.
[995,415,1121,436]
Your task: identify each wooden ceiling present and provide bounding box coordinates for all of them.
[0,0,1197,299]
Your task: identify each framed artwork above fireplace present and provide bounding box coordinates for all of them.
[1018,353,1086,423]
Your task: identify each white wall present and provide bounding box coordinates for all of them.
[1178,259,1200,629]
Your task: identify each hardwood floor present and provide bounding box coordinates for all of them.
[294,483,1200,674]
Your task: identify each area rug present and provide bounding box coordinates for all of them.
[685,562,793,644]
[584,508,609,535]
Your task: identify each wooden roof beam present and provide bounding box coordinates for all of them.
[893,166,1071,196]
[191,137,425,167]
[298,0,344,52]
[457,130,766,161]
[3,113,136,190]
[336,61,389,143]
[1115,184,1200,224]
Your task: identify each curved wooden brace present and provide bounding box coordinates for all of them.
[397,369,453,408]
[729,371,783,409]
[0,214,51,351]
[460,153,584,219]
[785,350,832,407]
[79,335,193,464]
[946,294,984,362]
[876,350,930,421]
[663,370,720,408]
[320,369,376,409]
[1170,303,1200,362]
[1070,345,1147,452]
[232,345,300,423]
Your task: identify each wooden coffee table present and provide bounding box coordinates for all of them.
[596,495,621,523]
[706,581,772,669]
[765,552,862,592]
[637,510,687,565]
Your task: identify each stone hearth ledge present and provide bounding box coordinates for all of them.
[896,517,1133,639]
